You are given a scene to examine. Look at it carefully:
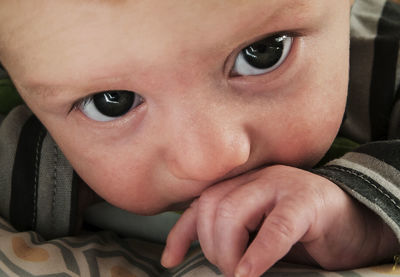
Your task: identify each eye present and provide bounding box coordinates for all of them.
[77,90,144,122]
[232,34,293,76]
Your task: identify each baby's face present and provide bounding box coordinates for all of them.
[0,0,350,214]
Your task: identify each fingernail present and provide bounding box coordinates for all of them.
[235,261,251,277]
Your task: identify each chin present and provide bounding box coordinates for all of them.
[119,199,191,215]
[103,198,162,216]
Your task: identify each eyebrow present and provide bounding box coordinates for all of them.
[84,0,128,5]
[24,0,319,99]
[224,0,320,47]
[256,0,316,27]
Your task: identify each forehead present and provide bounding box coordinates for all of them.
[1,0,320,87]
[2,0,314,47]
[1,0,315,51]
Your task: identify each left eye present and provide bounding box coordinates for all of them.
[232,34,293,76]
[78,90,144,122]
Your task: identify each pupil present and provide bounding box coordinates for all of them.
[93,90,135,117]
[242,35,284,69]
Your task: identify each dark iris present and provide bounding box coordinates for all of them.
[93,90,135,117]
[242,35,285,69]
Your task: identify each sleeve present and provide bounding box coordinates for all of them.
[314,0,400,243]
[0,105,80,240]
[314,141,400,243]
[340,0,400,143]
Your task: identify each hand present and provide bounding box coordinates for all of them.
[161,165,398,277]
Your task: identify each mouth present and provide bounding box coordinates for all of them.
[216,161,269,183]
[165,163,270,213]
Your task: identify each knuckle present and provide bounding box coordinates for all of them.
[216,196,239,220]
[266,213,297,240]
[253,232,273,251]
[197,191,216,211]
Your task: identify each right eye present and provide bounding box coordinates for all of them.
[231,34,293,76]
[77,90,144,122]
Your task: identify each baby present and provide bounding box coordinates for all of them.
[0,0,399,276]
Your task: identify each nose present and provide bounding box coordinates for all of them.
[164,110,251,182]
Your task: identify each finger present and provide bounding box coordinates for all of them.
[213,180,276,276]
[235,196,314,277]
[162,201,199,268]
[196,175,255,265]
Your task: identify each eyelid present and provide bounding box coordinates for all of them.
[225,30,304,78]
[68,90,144,117]
[69,93,94,114]
[68,95,147,131]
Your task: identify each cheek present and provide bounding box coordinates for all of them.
[286,85,347,166]
[88,158,161,212]
[46,126,168,213]
[257,60,348,167]
[284,44,348,165]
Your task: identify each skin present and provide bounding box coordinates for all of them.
[0,0,398,276]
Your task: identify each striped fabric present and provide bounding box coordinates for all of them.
[341,0,400,142]
[0,0,400,275]
[315,142,400,242]
[1,214,400,276]
[0,106,78,239]
[316,0,400,246]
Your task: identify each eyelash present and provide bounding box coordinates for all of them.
[69,90,145,124]
[69,96,91,114]
[69,31,301,117]
[228,31,302,77]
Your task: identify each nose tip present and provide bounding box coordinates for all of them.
[166,131,251,182]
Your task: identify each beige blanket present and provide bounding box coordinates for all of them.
[0,216,398,277]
